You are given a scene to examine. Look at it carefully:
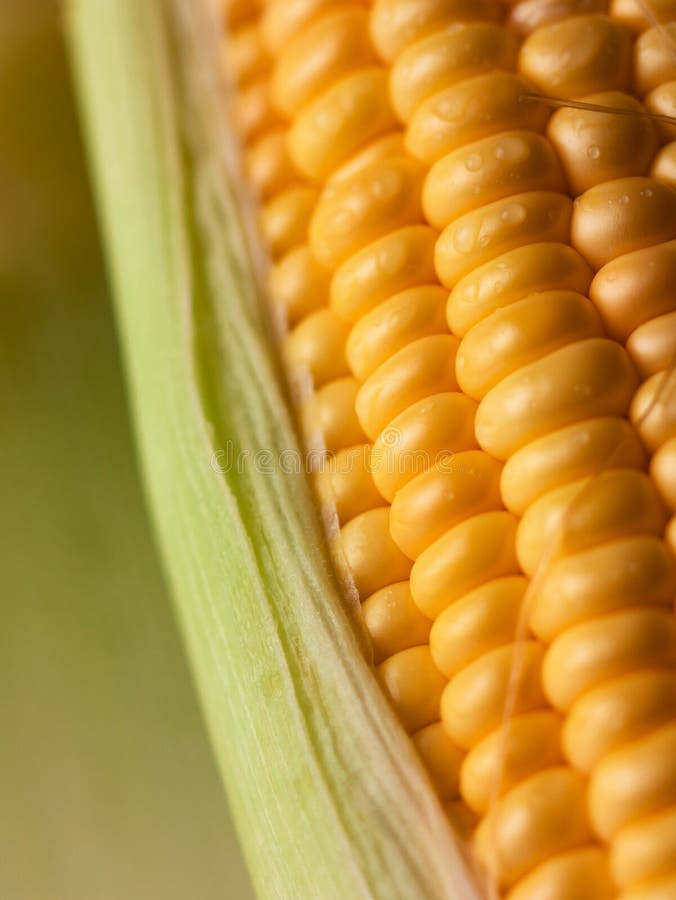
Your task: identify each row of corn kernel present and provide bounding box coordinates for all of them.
[620,18,676,557]
[517,13,676,898]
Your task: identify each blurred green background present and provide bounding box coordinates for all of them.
[0,2,255,897]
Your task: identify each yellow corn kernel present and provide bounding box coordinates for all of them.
[435,191,572,288]
[225,22,270,87]
[317,443,383,525]
[633,24,676,96]
[611,0,676,31]
[530,536,676,641]
[619,876,676,900]
[411,721,463,800]
[508,0,610,35]
[456,290,603,401]
[411,510,520,619]
[220,0,260,29]
[340,507,412,598]
[346,285,448,382]
[646,80,676,141]
[356,334,459,441]
[285,309,350,387]
[448,242,593,338]
[515,469,667,576]
[518,15,631,99]
[288,68,396,181]
[301,376,366,453]
[564,669,676,773]
[505,848,615,900]
[261,186,319,259]
[309,157,424,269]
[331,225,437,323]
[233,79,282,143]
[443,800,479,841]
[547,91,658,195]
[389,23,518,124]
[267,245,331,326]
[612,806,676,888]
[652,141,676,188]
[377,645,446,733]
[430,576,526,678]
[406,72,550,166]
[261,0,364,50]
[328,132,405,186]
[245,130,298,201]
[571,177,676,270]
[501,417,646,516]
[362,581,432,664]
[589,722,676,840]
[460,711,563,815]
[618,873,676,900]
[630,369,676,452]
[368,0,499,64]
[651,436,676,511]
[390,451,503,559]
[627,311,676,379]
[474,769,593,888]
[589,239,676,341]
[423,132,565,229]
[543,609,676,711]
[475,338,638,461]
[271,6,376,117]
[441,642,547,750]
[667,515,676,557]
[371,392,478,502]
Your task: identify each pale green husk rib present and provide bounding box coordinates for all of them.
[66,1,479,897]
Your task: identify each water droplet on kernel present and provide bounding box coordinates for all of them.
[454,224,478,254]
[465,154,482,172]
[587,144,601,160]
[500,202,527,225]
[316,107,339,134]
[495,135,529,164]
[371,168,402,200]
[436,97,460,121]
[331,207,355,233]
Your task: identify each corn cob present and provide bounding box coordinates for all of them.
[71,0,676,897]
[230,1,676,896]
[248,0,604,888]
[70,1,483,896]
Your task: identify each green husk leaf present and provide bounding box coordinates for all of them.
[66,1,479,897]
